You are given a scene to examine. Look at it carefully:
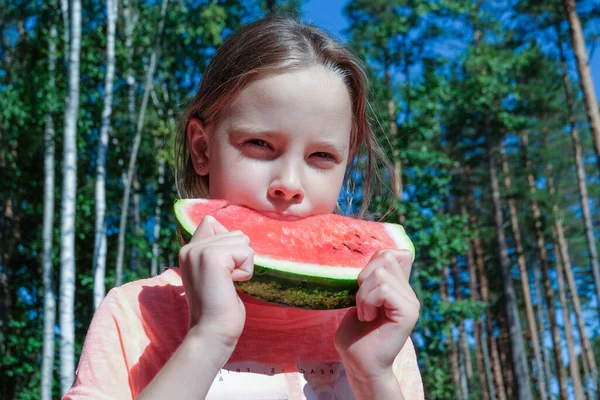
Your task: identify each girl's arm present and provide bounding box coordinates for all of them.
[137,216,254,399]
[136,325,231,399]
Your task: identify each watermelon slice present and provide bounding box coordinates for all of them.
[174,198,415,310]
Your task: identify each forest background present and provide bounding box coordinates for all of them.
[2,0,600,399]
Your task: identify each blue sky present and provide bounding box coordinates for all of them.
[302,0,600,96]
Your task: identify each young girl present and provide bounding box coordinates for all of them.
[64,16,423,400]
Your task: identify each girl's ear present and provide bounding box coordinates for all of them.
[187,117,210,176]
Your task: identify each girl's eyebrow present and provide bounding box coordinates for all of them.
[229,126,349,153]
[228,126,279,139]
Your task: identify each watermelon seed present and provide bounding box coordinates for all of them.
[353,233,360,238]
[342,243,351,250]
[370,235,377,239]
[332,246,339,250]
[352,249,363,255]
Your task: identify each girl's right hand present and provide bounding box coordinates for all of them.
[178,215,254,352]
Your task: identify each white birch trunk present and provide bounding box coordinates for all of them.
[41,14,57,400]
[115,0,168,286]
[93,0,119,309]
[149,86,167,277]
[60,0,69,64]
[151,157,165,276]
[123,0,136,137]
[130,172,140,275]
[59,0,81,394]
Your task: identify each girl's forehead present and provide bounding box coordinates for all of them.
[219,66,353,136]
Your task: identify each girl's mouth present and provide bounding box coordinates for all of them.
[258,210,303,221]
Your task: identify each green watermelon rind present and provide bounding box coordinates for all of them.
[174,198,225,239]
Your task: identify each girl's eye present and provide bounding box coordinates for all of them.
[245,139,272,149]
[311,152,337,161]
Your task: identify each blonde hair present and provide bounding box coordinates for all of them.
[174,15,396,218]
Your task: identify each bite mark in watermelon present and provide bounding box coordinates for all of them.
[174,198,415,310]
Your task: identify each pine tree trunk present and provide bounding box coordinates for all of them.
[532,263,553,397]
[441,264,464,400]
[563,0,600,170]
[451,256,473,397]
[466,240,490,400]
[546,154,596,398]
[552,225,584,400]
[0,198,16,399]
[521,131,569,400]
[115,0,168,286]
[499,319,515,400]
[92,0,118,309]
[499,144,547,400]
[41,13,57,399]
[485,119,532,400]
[467,184,507,400]
[59,0,81,393]
[557,23,600,331]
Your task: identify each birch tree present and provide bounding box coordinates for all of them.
[92,0,119,309]
[41,7,58,399]
[59,0,81,393]
[115,0,168,286]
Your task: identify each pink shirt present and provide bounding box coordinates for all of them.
[64,268,424,399]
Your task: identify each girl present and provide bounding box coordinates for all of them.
[64,16,423,400]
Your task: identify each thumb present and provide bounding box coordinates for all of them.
[191,215,229,241]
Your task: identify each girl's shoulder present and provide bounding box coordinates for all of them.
[102,268,186,321]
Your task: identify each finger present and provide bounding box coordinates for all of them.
[385,249,414,279]
[358,250,400,286]
[357,250,386,286]
[357,267,417,322]
[203,245,254,277]
[230,246,255,282]
[362,277,418,323]
[197,230,250,247]
[191,215,229,241]
[180,231,249,265]
[356,267,388,321]
[359,249,412,286]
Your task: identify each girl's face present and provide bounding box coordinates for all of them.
[188,65,353,220]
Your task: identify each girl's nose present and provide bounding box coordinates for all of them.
[268,167,304,203]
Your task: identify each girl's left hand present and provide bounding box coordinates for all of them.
[334,249,419,383]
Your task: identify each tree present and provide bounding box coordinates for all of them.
[499,143,547,400]
[563,0,600,170]
[41,3,58,398]
[556,23,600,391]
[59,0,81,393]
[486,122,532,400]
[92,0,119,309]
[115,0,168,287]
[522,131,570,399]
